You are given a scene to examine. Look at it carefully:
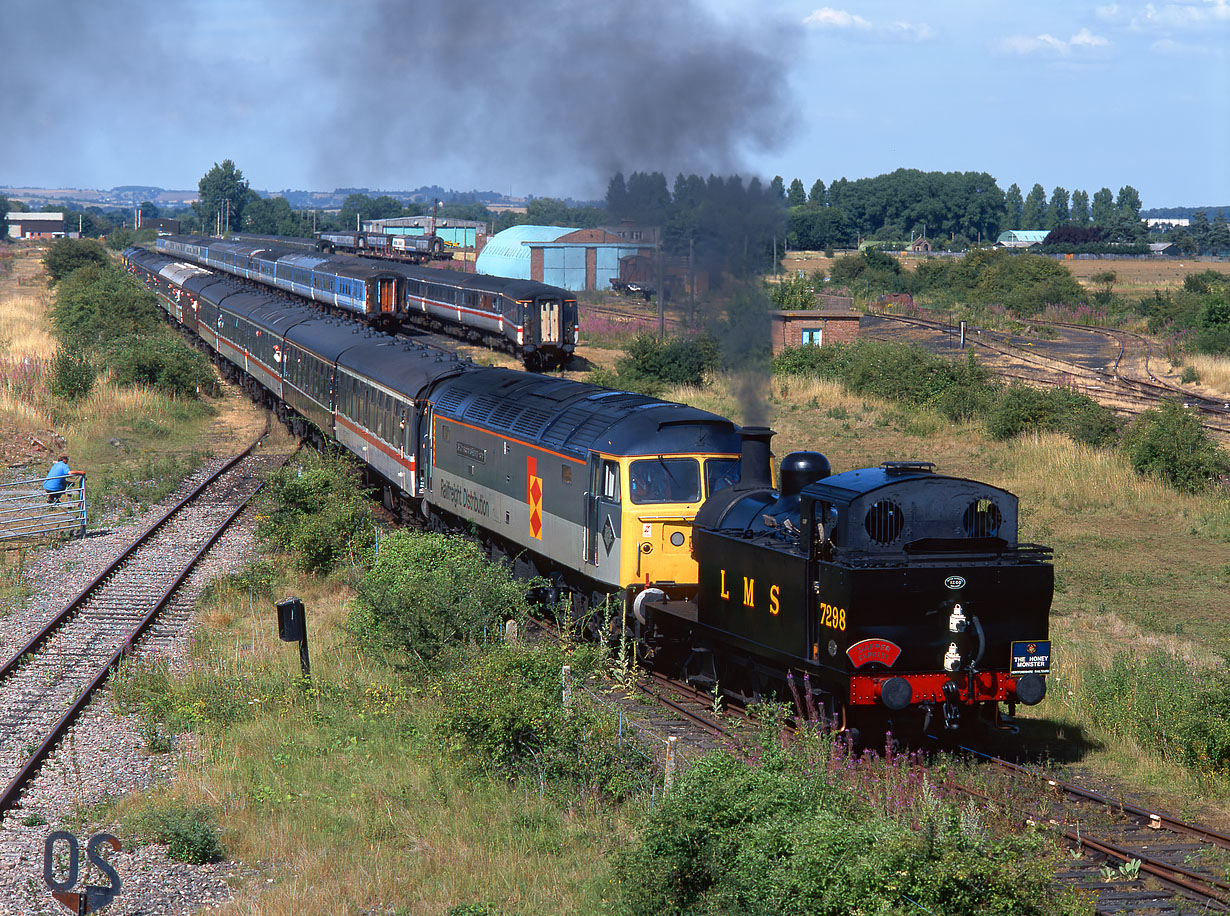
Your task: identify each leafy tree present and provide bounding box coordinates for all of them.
[1091,187,1115,226]
[0,195,8,238]
[1070,189,1090,225]
[787,205,854,251]
[787,178,807,208]
[1189,210,1210,249]
[1116,185,1142,221]
[138,200,160,220]
[768,273,821,309]
[1207,211,1230,254]
[769,175,786,201]
[194,159,251,233]
[43,239,109,285]
[1003,184,1024,231]
[624,171,671,226]
[808,179,827,205]
[1046,187,1069,229]
[1021,183,1047,229]
[606,172,627,216]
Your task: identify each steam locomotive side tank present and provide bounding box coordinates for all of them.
[643,429,1052,736]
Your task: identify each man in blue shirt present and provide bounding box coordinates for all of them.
[44,454,84,504]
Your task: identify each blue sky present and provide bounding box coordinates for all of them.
[1,0,1226,208]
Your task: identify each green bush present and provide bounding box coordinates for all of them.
[257,451,375,574]
[105,335,215,398]
[49,346,96,399]
[42,238,108,286]
[1122,401,1230,492]
[351,530,533,664]
[128,801,223,864]
[774,340,998,422]
[986,385,1120,447]
[612,332,721,395]
[1083,650,1230,778]
[610,751,1086,916]
[432,644,653,799]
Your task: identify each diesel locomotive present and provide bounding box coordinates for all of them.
[124,244,1052,737]
[154,234,579,369]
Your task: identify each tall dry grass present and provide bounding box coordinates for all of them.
[0,291,59,362]
[1185,353,1230,398]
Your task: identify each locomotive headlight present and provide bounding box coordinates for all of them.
[948,603,968,634]
[943,642,961,672]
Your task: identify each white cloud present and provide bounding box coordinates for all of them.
[803,7,934,41]
[999,27,1110,55]
[1098,0,1229,30]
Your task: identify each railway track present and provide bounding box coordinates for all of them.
[870,311,1230,437]
[949,750,1230,914]
[0,423,282,822]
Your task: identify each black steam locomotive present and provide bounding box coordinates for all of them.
[124,244,1052,737]
[154,234,579,369]
[640,429,1052,736]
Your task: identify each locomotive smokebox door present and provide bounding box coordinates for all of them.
[277,597,306,642]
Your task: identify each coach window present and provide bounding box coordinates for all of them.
[602,461,620,501]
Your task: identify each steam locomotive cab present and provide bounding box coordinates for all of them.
[645,429,1053,736]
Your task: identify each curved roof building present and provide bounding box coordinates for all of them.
[476,225,654,291]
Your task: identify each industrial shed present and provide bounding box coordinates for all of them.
[995,230,1049,248]
[6,212,66,239]
[476,225,654,291]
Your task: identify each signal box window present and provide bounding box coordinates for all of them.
[801,327,823,346]
[629,458,700,505]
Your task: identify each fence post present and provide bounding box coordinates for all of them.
[664,736,678,792]
[561,664,571,708]
[504,619,518,645]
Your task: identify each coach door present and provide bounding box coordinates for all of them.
[378,278,398,315]
[586,456,622,578]
[539,298,560,343]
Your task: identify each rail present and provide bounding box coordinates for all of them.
[0,475,86,542]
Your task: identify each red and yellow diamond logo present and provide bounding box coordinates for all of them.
[527,456,543,540]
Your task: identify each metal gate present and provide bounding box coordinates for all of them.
[0,477,87,541]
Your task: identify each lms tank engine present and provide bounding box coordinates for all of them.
[648,429,1053,737]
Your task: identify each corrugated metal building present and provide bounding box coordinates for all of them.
[995,229,1049,248]
[476,225,654,291]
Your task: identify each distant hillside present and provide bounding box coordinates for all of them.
[1143,205,1230,219]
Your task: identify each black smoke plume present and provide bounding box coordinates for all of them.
[322,1,797,195]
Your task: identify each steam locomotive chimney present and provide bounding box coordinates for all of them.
[738,426,774,490]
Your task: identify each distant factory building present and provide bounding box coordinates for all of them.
[476,225,654,291]
[7,212,66,239]
[364,216,488,252]
[995,229,1049,248]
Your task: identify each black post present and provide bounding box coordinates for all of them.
[276,597,311,680]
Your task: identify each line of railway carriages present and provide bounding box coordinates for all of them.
[123,244,1053,742]
[154,233,579,370]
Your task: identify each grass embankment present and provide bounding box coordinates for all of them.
[0,244,259,525]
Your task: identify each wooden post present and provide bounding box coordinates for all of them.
[504,619,518,645]
[664,736,678,792]
[562,665,572,708]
